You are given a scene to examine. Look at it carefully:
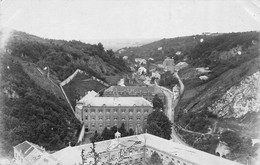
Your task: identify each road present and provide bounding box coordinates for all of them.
[155,80,188,145]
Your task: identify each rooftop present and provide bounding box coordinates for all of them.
[13,141,45,157]
[104,85,164,95]
[51,133,242,165]
[78,97,152,107]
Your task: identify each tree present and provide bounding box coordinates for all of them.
[90,130,103,142]
[220,131,243,153]
[129,128,134,136]
[152,94,164,111]
[147,122,162,137]
[97,42,104,51]
[148,151,163,165]
[119,123,127,137]
[101,127,113,140]
[110,126,118,134]
[147,110,172,139]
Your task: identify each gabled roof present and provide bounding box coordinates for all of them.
[14,141,45,157]
[14,141,32,156]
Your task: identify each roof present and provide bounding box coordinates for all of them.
[104,85,164,95]
[13,141,45,157]
[52,136,144,165]
[79,97,152,107]
[142,134,241,165]
[52,133,241,165]
[78,90,98,103]
[14,141,31,155]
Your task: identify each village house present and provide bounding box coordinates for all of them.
[13,141,60,165]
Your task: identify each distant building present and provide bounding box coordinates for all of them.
[103,85,166,105]
[75,96,153,133]
[13,141,60,165]
[163,57,175,73]
[50,133,242,165]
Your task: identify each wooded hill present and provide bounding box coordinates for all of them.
[0,30,130,157]
[115,31,260,164]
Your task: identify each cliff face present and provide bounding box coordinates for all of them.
[209,71,260,119]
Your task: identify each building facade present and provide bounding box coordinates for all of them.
[103,85,166,106]
[75,96,153,133]
[48,133,242,165]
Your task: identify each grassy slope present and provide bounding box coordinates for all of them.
[62,72,108,107]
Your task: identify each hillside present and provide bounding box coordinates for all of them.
[61,69,109,108]
[115,34,221,62]
[0,30,130,157]
[116,31,260,163]
[6,31,130,81]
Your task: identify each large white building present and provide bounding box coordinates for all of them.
[75,93,153,133]
[48,133,242,165]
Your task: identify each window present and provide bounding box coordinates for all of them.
[106,117,110,121]
[98,116,103,121]
[136,109,141,113]
[129,117,133,121]
[98,109,103,113]
[113,109,118,113]
[85,116,88,120]
[106,109,110,113]
[92,123,95,128]
[85,109,88,113]
[135,159,138,163]
[144,109,149,113]
[99,124,103,128]
[129,109,134,113]
[114,117,118,121]
[107,124,110,128]
[91,109,95,113]
[91,116,96,121]
[121,109,126,113]
[137,116,141,121]
[122,116,125,121]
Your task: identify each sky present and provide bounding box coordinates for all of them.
[1,0,260,42]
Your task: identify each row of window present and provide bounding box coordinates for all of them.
[85,115,146,121]
[85,108,150,114]
[104,91,154,96]
[88,123,142,129]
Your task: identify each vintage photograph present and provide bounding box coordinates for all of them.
[1,0,260,164]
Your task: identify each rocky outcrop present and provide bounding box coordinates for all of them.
[208,71,260,118]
